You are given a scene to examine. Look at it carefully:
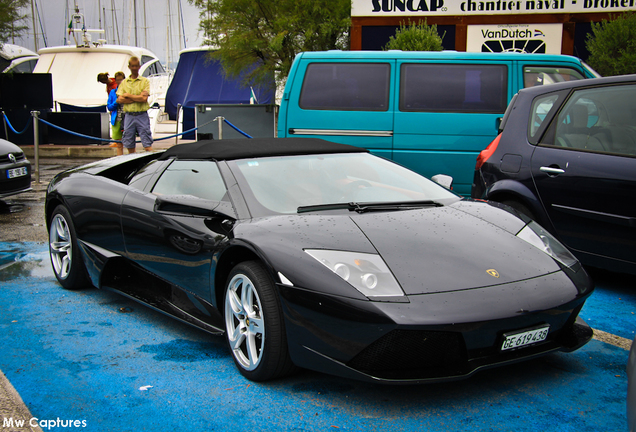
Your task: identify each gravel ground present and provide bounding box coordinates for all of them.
[0,159,96,243]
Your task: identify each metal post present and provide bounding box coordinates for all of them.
[176,103,181,146]
[216,116,224,140]
[1,111,8,141]
[31,111,40,184]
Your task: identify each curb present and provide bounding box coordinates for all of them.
[0,369,43,432]
[20,146,118,159]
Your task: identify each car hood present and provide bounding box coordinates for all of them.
[0,138,24,155]
[351,202,561,295]
[237,201,563,296]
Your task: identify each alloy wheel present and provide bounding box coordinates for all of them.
[225,273,265,371]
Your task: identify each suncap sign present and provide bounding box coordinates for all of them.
[466,24,563,54]
[352,0,636,16]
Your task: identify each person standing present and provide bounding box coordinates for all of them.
[97,72,117,93]
[116,56,153,153]
[107,71,126,156]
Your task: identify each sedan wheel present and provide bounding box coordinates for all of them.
[224,261,294,381]
[48,205,89,290]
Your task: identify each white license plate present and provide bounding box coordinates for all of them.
[501,325,550,351]
[7,167,28,179]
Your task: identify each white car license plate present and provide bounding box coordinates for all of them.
[501,325,550,351]
[7,167,28,179]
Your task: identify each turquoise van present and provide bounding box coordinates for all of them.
[277,51,599,196]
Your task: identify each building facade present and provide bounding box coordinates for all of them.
[351,0,635,59]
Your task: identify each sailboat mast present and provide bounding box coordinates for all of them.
[63,0,69,45]
[30,0,39,51]
[103,6,108,42]
[166,0,171,68]
[133,0,138,46]
[143,0,148,48]
[177,0,182,52]
[111,0,119,45]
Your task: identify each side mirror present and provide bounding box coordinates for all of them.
[431,174,454,190]
[496,117,503,133]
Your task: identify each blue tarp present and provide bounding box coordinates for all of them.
[165,49,275,120]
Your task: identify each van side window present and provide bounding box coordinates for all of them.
[524,66,585,87]
[299,63,390,111]
[400,64,507,113]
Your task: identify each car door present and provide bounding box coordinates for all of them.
[121,159,234,301]
[530,83,636,265]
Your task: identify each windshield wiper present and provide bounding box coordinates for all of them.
[352,200,443,213]
[297,200,443,214]
[297,203,359,213]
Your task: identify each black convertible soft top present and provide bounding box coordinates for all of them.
[158,138,368,161]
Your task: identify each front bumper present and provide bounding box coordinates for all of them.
[278,271,593,384]
[0,160,32,198]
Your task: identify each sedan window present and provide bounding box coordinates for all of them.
[553,85,636,156]
[529,94,559,138]
[152,160,227,201]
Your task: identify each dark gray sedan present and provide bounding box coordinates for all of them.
[472,75,636,275]
[0,138,31,199]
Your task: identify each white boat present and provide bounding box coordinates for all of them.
[1,44,39,73]
[32,9,171,137]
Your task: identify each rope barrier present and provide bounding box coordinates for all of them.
[223,118,253,139]
[153,126,198,141]
[5,112,249,143]
[37,118,201,143]
[37,118,122,143]
[2,113,32,135]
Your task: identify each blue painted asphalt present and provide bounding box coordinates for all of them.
[0,242,632,431]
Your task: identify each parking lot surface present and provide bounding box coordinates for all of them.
[0,241,632,431]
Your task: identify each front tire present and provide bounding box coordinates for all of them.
[48,205,90,290]
[224,261,294,381]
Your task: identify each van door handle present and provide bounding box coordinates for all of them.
[540,166,565,175]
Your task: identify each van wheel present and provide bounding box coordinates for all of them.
[501,200,535,221]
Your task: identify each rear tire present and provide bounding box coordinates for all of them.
[224,261,294,381]
[48,205,90,290]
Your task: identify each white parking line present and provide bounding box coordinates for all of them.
[593,328,632,350]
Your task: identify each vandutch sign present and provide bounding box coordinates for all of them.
[466,24,563,54]
[352,0,636,15]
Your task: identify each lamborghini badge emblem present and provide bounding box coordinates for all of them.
[486,269,500,278]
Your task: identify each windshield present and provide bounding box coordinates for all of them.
[230,153,459,216]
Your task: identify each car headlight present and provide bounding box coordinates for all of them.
[516,221,579,268]
[304,249,405,299]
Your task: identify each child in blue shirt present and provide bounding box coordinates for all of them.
[107,71,126,155]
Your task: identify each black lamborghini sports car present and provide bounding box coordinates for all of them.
[46,138,594,383]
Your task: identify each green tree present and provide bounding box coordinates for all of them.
[189,0,351,87]
[586,12,636,76]
[0,0,30,46]
[383,21,444,52]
